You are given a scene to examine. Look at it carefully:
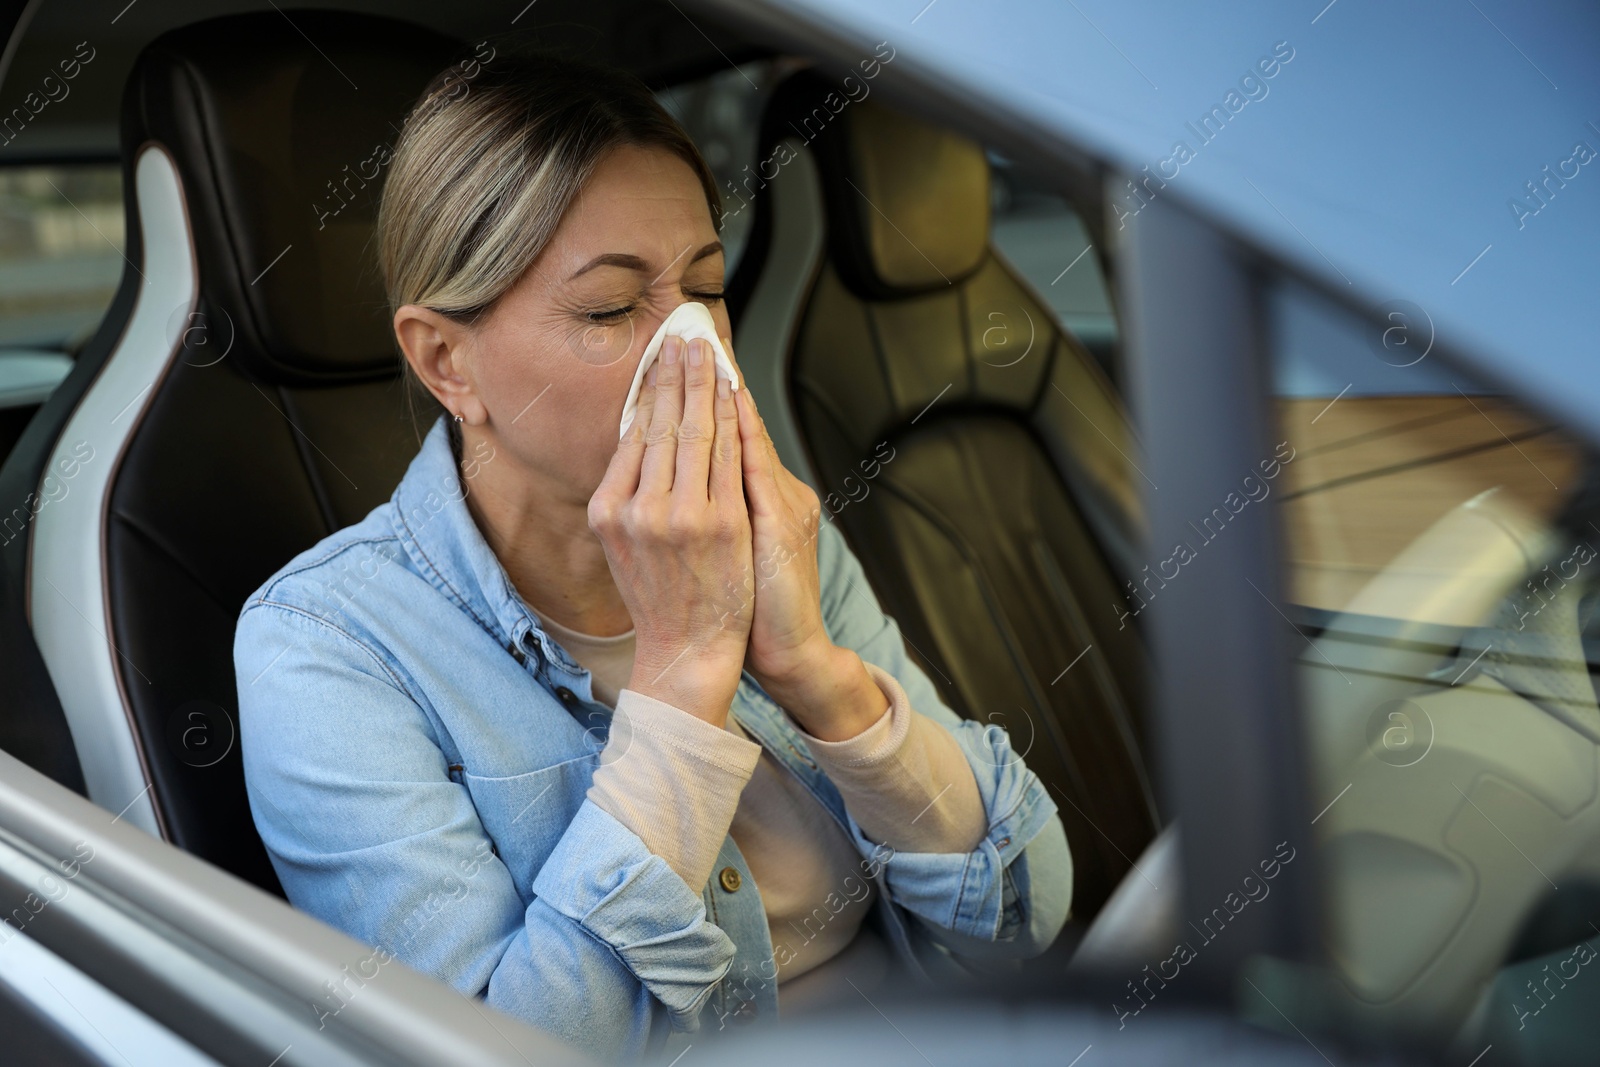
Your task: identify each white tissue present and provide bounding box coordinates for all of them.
[618,302,740,439]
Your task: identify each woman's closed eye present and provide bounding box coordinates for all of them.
[584,289,725,324]
[586,304,635,324]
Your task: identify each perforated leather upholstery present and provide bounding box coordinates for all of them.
[731,73,1161,916]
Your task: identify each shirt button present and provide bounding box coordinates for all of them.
[510,645,526,665]
[555,686,577,705]
[718,867,742,893]
[733,997,758,1021]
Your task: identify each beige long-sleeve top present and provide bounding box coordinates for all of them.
[524,603,986,990]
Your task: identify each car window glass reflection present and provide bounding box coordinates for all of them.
[1270,279,1600,1055]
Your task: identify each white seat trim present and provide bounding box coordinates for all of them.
[732,138,826,490]
[30,144,196,838]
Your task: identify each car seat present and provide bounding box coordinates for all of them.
[0,11,459,894]
[726,70,1161,915]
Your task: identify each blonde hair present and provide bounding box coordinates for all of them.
[378,51,721,414]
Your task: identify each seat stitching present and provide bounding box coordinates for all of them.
[109,508,236,617]
[276,386,340,533]
[864,457,1093,802]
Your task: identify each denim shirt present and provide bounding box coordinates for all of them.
[234,415,1071,1063]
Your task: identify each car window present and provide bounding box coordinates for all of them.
[989,157,1118,384]
[0,163,122,353]
[656,61,778,282]
[1269,279,1600,1058]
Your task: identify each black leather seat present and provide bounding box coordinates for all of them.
[0,12,458,895]
[729,72,1161,917]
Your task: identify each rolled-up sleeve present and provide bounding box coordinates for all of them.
[235,600,731,1062]
[527,798,740,1025]
[810,520,1073,957]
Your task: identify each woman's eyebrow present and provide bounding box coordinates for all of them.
[569,252,647,279]
[568,241,723,281]
[686,240,723,266]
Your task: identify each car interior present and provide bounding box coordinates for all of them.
[2,1,1599,1064]
[0,3,1153,930]
[1267,279,1600,1052]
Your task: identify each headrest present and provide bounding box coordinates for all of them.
[122,12,460,383]
[762,71,990,297]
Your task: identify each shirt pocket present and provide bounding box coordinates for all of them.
[462,754,598,892]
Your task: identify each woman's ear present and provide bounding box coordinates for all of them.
[393,305,488,425]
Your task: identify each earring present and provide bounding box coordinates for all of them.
[454,414,464,424]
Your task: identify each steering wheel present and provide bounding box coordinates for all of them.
[1301,485,1600,1039]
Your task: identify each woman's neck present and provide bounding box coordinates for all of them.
[460,428,632,638]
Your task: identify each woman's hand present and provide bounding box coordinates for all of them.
[588,336,752,727]
[729,342,887,741]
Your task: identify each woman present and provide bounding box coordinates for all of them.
[234,51,1070,1062]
